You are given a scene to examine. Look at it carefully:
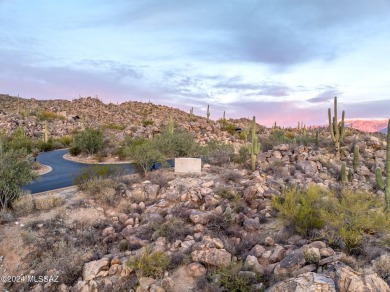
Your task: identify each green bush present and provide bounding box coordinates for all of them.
[127,245,169,279]
[73,128,103,155]
[74,165,123,191]
[0,146,38,209]
[222,124,237,135]
[273,186,390,253]
[272,186,327,236]
[208,262,262,292]
[322,190,389,253]
[142,120,154,127]
[36,110,65,121]
[69,146,81,156]
[203,140,235,166]
[4,127,33,153]
[260,129,294,152]
[152,217,191,242]
[154,131,199,158]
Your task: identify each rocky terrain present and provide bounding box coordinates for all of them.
[0,94,390,291]
[0,94,237,146]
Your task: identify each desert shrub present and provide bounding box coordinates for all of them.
[0,210,15,224]
[73,128,103,155]
[35,139,54,152]
[207,261,262,292]
[0,146,38,209]
[152,217,191,242]
[272,186,327,236]
[142,120,154,127]
[4,127,33,153]
[322,190,390,253]
[12,193,35,216]
[148,171,174,188]
[102,123,126,131]
[36,110,65,121]
[217,187,240,202]
[56,135,73,147]
[232,145,250,166]
[221,170,243,184]
[114,146,128,160]
[34,195,65,211]
[69,145,81,156]
[74,164,123,191]
[127,245,169,278]
[222,123,237,135]
[154,131,199,158]
[204,140,235,166]
[273,186,390,253]
[260,129,294,152]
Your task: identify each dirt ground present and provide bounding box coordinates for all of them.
[0,190,105,291]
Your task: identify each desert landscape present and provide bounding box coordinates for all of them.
[0,94,389,292]
[1,1,390,291]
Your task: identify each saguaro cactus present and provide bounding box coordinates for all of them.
[43,121,49,143]
[341,162,347,184]
[168,114,174,134]
[376,119,390,211]
[249,116,260,171]
[223,111,226,121]
[353,145,359,173]
[206,105,210,121]
[328,96,345,157]
[190,107,194,120]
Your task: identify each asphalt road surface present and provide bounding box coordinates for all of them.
[23,149,137,194]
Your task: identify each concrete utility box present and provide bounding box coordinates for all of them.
[175,158,202,173]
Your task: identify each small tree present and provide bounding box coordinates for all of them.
[127,140,166,176]
[0,142,38,209]
[73,128,103,155]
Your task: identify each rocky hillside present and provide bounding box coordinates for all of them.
[0,94,237,145]
[1,124,390,291]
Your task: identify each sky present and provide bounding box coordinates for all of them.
[0,0,390,126]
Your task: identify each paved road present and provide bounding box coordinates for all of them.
[23,149,137,194]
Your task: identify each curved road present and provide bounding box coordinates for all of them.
[23,149,137,194]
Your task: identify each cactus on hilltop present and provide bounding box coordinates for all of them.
[328,96,345,158]
[249,116,260,171]
[375,119,390,212]
[223,111,226,121]
[206,105,210,121]
[190,107,194,120]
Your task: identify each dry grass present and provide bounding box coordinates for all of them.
[34,195,65,211]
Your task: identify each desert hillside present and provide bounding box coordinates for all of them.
[0,95,389,292]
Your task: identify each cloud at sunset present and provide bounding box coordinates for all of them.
[0,0,389,125]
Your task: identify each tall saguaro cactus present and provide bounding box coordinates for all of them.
[206,105,210,121]
[328,96,345,157]
[249,116,260,171]
[190,107,194,120]
[376,119,390,212]
[168,114,174,134]
[43,121,49,143]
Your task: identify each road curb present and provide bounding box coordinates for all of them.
[32,186,78,197]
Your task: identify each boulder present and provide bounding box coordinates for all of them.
[191,248,231,267]
[266,272,336,292]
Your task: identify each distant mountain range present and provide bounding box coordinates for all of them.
[344,119,388,133]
